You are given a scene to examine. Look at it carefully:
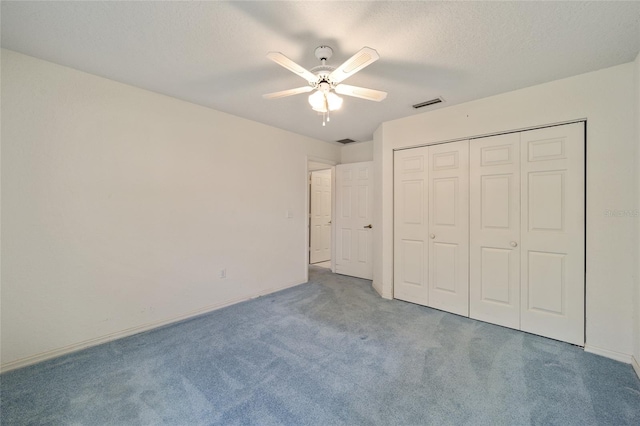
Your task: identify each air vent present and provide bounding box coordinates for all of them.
[336,138,357,144]
[412,97,444,109]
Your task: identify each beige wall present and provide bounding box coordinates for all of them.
[341,140,373,164]
[1,50,341,370]
[374,62,638,361]
[635,52,640,375]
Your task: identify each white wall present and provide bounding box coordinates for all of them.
[341,140,373,164]
[372,127,393,299]
[635,52,640,375]
[374,62,638,361]
[0,49,341,370]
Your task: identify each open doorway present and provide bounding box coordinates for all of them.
[307,159,335,275]
[309,168,332,265]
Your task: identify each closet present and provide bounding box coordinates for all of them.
[393,122,585,345]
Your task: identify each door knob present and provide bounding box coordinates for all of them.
[364,224,372,229]
[510,241,518,247]
[430,234,436,239]
[328,220,331,224]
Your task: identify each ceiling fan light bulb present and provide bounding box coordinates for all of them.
[309,91,328,112]
[327,92,343,111]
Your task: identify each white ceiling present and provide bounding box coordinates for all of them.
[2,1,639,143]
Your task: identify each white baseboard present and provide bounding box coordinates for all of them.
[0,280,304,374]
[632,355,640,379]
[584,344,633,364]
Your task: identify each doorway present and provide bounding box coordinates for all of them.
[307,159,335,276]
[309,168,332,265]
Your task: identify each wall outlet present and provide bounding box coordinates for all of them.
[219,268,226,279]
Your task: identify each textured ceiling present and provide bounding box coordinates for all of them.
[2,1,639,143]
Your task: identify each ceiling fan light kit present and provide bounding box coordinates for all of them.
[309,90,343,112]
[263,45,387,126]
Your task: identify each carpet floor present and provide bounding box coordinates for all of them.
[1,265,639,425]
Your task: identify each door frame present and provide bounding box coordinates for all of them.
[305,156,337,282]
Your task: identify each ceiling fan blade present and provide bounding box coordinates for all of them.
[329,47,380,84]
[267,52,317,83]
[334,84,387,102]
[262,86,313,99]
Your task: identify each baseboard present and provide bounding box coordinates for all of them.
[632,355,640,379]
[584,344,633,364]
[1,279,305,374]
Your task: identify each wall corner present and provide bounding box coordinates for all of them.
[634,51,640,369]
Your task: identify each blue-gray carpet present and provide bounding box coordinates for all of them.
[1,265,639,425]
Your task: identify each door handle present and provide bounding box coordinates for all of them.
[430,234,436,239]
[328,220,331,224]
[364,224,372,229]
[510,241,518,247]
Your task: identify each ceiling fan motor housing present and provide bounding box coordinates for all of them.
[314,45,333,61]
[317,81,332,93]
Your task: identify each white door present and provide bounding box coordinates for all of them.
[520,123,585,345]
[428,141,470,316]
[335,162,374,279]
[309,169,332,264]
[394,147,430,305]
[470,133,521,329]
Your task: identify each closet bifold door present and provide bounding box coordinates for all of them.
[428,140,470,316]
[393,146,430,305]
[469,133,521,329]
[520,123,585,346]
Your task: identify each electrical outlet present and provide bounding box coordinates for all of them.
[219,268,226,279]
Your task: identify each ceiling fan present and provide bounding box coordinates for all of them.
[263,46,387,126]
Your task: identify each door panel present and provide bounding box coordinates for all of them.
[528,171,565,231]
[481,175,511,228]
[403,181,424,224]
[520,123,584,345]
[341,186,352,217]
[340,229,352,261]
[432,242,458,293]
[470,133,521,329]
[335,162,374,280]
[394,147,429,305]
[309,169,332,264]
[401,240,425,286]
[357,229,368,262]
[428,140,469,316]
[480,247,512,303]
[527,251,566,314]
[433,178,457,226]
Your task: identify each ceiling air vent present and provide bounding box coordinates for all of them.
[336,138,357,144]
[412,97,444,109]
